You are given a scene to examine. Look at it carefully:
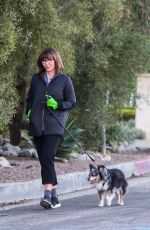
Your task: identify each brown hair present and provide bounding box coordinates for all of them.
[37,48,64,74]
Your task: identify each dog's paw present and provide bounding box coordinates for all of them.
[106,195,112,206]
[98,203,104,207]
[119,201,124,206]
[117,200,121,205]
[106,200,112,206]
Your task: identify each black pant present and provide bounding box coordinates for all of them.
[33,135,61,185]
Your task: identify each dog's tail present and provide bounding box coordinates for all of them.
[122,180,128,195]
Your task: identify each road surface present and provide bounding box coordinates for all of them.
[0,175,150,230]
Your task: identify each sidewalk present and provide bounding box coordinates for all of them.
[1,157,150,204]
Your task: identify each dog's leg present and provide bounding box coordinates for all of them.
[120,197,124,205]
[98,191,106,207]
[117,188,124,205]
[106,189,116,206]
[119,188,124,205]
[116,188,121,204]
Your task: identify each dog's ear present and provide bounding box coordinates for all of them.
[98,165,105,171]
[98,165,108,177]
[89,164,94,169]
[89,164,97,170]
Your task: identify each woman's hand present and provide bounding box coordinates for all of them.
[45,95,58,110]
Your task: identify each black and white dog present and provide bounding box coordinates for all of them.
[88,164,128,207]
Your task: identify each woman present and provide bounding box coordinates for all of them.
[26,48,76,209]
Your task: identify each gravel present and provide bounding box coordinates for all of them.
[0,152,150,183]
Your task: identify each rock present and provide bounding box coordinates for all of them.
[2,150,19,157]
[118,142,137,153]
[2,143,21,153]
[2,143,20,157]
[29,148,38,159]
[3,138,10,145]
[136,146,150,152]
[118,144,127,153]
[18,150,32,157]
[18,148,38,158]
[78,154,90,161]
[117,140,150,153]
[20,139,34,149]
[0,157,11,167]
[69,152,80,158]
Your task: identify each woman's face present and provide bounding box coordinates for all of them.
[42,56,55,74]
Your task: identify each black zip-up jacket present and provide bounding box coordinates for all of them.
[26,72,76,136]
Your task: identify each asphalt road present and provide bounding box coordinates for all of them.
[1,176,150,230]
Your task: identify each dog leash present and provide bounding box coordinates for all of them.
[47,107,96,163]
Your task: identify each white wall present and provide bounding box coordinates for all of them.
[135,74,150,140]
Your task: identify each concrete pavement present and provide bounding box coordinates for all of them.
[1,157,150,204]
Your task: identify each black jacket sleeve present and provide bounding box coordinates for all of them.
[58,76,76,111]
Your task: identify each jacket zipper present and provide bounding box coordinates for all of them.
[42,85,49,132]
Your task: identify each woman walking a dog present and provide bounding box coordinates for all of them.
[26,48,76,209]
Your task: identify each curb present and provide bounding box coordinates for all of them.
[0,158,150,204]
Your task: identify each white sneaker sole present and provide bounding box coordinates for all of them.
[51,203,61,209]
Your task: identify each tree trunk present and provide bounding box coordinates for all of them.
[9,79,27,145]
[101,123,107,157]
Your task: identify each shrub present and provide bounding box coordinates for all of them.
[118,107,136,121]
[57,118,84,160]
[106,119,145,148]
[0,73,18,133]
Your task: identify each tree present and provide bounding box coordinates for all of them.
[0,1,19,132]
[74,0,150,153]
[1,0,150,151]
[0,0,76,144]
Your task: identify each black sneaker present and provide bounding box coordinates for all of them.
[51,196,61,208]
[40,196,52,209]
